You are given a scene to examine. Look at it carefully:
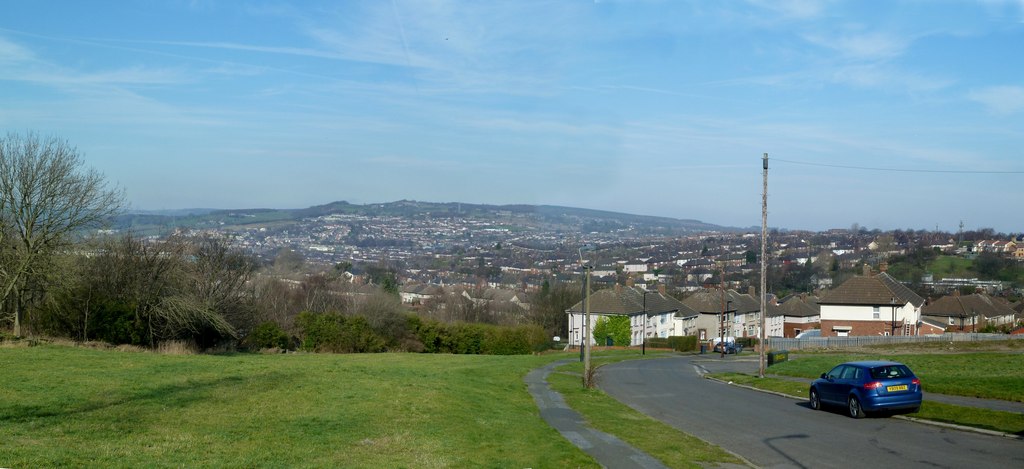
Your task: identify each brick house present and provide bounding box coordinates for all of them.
[923,293,1019,332]
[818,269,925,337]
[767,294,820,338]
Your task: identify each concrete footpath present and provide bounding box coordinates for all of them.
[524,360,670,469]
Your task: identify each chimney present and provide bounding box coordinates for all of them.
[749,286,756,297]
[879,261,888,273]
[658,283,666,295]
[862,264,872,276]
[615,283,622,294]
[626,276,634,287]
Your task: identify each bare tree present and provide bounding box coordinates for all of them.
[0,132,123,337]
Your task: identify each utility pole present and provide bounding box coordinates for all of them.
[642,290,648,355]
[720,284,726,358]
[760,153,768,378]
[579,245,595,388]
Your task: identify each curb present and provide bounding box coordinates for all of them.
[702,375,1024,441]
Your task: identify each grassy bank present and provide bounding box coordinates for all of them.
[0,345,597,468]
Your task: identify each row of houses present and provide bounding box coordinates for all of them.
[565,266,1024,346]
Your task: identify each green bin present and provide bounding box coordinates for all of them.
[767,350,789,366]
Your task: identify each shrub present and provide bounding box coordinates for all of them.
[247,321,290,350]
[736,337,759,348]
[482,325,547,355]
[295,311,386,353]
[649,336,699,352]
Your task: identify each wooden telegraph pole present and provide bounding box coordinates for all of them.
[759,153,768,378]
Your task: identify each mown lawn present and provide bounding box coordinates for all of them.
[0,345,598,468]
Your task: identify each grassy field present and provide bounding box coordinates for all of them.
[0,345,600,468]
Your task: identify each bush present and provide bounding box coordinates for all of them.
[409,318,547,355]
[246,321,290,350]
[295,311,385,353]
[736,337,759,348]
[648,336,699,352]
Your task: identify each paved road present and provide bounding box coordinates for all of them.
[598,355,1024,469]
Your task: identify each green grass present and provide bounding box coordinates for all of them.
[708,372,1024,435]
[0,345,597,468]
[766,352,1024,402]
[548,353,744,469]
[709,348,1024,436]
[927,255,975,278]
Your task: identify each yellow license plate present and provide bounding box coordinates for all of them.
[887,385,908,392]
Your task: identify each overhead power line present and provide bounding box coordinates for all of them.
[773,158,1024,174]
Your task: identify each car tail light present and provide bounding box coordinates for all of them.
[863,381,883,390]
[912,378,920,386]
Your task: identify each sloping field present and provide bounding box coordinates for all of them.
[0,346,595,468]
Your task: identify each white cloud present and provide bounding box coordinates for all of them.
[830,64,954,93]
[804,31,910,60]
[968,86,1024,114]
[746,0,828,19]
[0,36,33,62]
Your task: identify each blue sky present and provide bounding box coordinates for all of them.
[2,1,1022,233]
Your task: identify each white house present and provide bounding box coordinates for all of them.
[818,269,925,337]
[566,284,683,346]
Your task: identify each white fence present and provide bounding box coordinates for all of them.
[767,333,1022,350]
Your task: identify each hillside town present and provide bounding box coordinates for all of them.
[166,207,1024,342]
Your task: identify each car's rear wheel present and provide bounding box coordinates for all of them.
[809,389,821,410]
[848,395,866,419]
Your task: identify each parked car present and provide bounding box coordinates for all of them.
[713,341,743,354]
[795,329,820,338]
[809,361,922,418]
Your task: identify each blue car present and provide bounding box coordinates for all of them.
[809,361,922,418]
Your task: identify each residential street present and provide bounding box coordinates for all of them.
[598,355,1024,469]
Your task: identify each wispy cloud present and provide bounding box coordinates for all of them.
[968,85,1024,114]
[0,36,33,62]
[745,0,829,19]
[830,64,954,93]
[803,31,910,60]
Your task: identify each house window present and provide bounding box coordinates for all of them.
[873,312,880,319]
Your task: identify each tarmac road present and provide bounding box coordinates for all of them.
[597,355,1024,469]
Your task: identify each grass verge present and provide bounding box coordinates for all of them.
[0,345,598,468]
[766,352,1024,402]
[548,353,745,469]
[709,372,1024,436]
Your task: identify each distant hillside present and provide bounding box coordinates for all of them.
[111,199,734,235]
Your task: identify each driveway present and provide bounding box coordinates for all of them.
[597,355,1024,469]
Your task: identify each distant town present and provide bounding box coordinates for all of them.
[115,200,1024,341]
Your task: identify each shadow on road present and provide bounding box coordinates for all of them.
[764,434,810,469]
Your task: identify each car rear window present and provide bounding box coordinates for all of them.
[869,365,912,380]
